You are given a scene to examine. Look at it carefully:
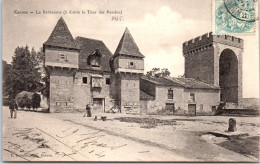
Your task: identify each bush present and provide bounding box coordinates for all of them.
[16,91,41,110]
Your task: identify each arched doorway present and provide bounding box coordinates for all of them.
[219,49,238,102]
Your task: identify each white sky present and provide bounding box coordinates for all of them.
[2,0,259,98]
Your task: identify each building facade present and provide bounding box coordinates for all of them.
[140,76,220,115]
[44,17,144,113]
[44,17,243,114]
[44,17,116,112]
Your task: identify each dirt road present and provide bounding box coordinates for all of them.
[2,106,259,162]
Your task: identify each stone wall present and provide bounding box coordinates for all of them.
[183,32,243,53]
[182,88,220,115]
[155,86,184,110]
[139,79,220,115]
[183,32,243,103]
[45,47,79,68]
[73,70,114,111]
[49,69,75,112]
[119,74,141,113]
[49,69,114,112]
[184,46,215,84]
[113,55,144,70]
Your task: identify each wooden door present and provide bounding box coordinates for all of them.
[188,104,196,115]
[93,98,104,113]
[165,103,175,115]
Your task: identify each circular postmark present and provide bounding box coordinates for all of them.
[224,0,256,22]
[215,0,256,33]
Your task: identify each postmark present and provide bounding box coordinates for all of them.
[213,0,257,34]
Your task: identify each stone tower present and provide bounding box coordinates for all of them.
[110,28,145,113]
[183,32,243,103]
[43,17,80,112]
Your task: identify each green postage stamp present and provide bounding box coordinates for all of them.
[213,0,257,34]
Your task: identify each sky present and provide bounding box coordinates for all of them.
[2,0,259,98]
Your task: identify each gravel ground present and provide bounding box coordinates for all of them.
[2,106,259,162]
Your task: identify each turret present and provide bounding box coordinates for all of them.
[111,28,145,113]
[111,27,144,74]
[43,17,80,69]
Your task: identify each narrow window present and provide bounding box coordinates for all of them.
[168,89,173,99]
[82,77,88,84]
[106,78,110,85]
[129,62,134,67]
[200,104,203,110]
[190,93,195,101]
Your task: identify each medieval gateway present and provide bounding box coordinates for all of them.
[44,17,243,115]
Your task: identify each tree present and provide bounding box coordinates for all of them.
[2,60,13,105]
[6,46,42,99]
[146,68,171,78]
[38,49,50,109]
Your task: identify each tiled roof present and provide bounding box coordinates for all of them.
[114,27,144,58]
[141,76,220,90]
[141,76,183,87]
[140,90,155,100]
[75,36,112,72]
[168,77,220,89]
[44,17,79,49]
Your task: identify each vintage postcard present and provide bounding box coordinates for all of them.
[2,0,260,162]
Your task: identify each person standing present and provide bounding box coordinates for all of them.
[84,104,92,117]
[13,101,18,119]
[8,100,14,118]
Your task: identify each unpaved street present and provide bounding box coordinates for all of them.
[2,106,259,162]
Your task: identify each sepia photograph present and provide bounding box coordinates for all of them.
[2,0,260,162]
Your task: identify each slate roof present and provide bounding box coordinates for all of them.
[114,27,144,58]
[140,90,155,100]
[75,36,113,72]
[44,17,79,50]
[141,76,220,90]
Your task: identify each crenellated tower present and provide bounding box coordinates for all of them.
[111,27,145,113]
[183,32,243,103]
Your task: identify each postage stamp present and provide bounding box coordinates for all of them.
[213,0,257,34]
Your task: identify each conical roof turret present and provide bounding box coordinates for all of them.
[114,27,144,58]
[44,17,79,49]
